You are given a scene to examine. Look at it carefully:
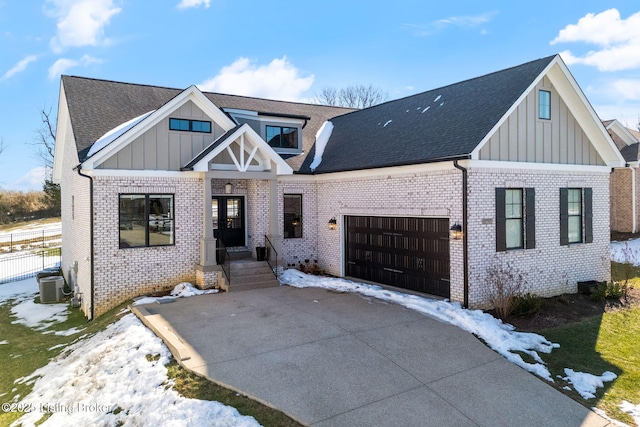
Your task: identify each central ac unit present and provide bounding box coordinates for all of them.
[39,276,64,304]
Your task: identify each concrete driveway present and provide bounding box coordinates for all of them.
[132,285,610,427]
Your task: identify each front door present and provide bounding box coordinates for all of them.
[212,196,246,247]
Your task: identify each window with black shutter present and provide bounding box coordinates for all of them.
[560,188,592,245]
[496,188,535,252]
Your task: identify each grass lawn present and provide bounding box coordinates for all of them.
[526,262,640,426]
[0,292,301,426]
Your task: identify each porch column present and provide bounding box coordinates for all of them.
[200,174,217,266]
[266,178,282,261]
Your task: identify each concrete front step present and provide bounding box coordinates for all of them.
[228,259,279,291]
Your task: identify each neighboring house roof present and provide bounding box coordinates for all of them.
[603,119,640,162]
[298,55,557,173]
[61,75,354,170]
[620,143,640,162]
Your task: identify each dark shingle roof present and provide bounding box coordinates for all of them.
[620,143,640,162]
[61,76,354,170]
[298,55,557,173]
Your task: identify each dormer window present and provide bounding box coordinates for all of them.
[266,125,298,149]
[169,118,211,133]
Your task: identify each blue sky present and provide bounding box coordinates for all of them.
[1,0,639,191]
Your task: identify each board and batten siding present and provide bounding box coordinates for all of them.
[97,100,226,170]
[479,76,604,166]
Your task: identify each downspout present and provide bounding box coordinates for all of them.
[630,166,637,234]
[453,160,469,308]
[75,165,95,320]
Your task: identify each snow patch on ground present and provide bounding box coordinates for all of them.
[611,239,640,265]
[620,401,640,425]
[10,298,69,330]
[0,340,8,345]
[14,313,260,427]
[0,277,39,303]
[131,282,218,306]
[562,368,617,399]
[279,270,558,381]
[0,220,61,237]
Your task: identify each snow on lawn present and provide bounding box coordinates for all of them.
[279,269,559,381]
[11,298,70,330]
[14,313,260,427]
[0,277,39,303]
[561,369,617,399]
[611,238,640,265]
[0,220,61,237]
[620,401,640,426]
[131,282,218,306]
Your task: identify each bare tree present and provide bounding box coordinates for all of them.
[0,137,6,156]
[314,84,388,109]
[32,106,57,179]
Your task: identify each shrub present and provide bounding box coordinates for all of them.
[606,282,624,300]
[484,262,527,319]
[512,293,542,317]
[590,283,608,302]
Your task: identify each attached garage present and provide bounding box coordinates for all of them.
[345,216,450,298]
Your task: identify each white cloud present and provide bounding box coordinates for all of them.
[552,9,640,71]
[10,167,46,191]
[1,55,37,80]
[177,0,210,9]
[48,55,102,80]
[610,79,640,101]
[198,57,314,102]
[47,0,122,53]
[404,12,496,37]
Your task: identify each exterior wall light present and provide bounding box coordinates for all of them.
[450,223,463,240]
[224,182,233,194]
[328,217,338,230]
[292,217,301,226]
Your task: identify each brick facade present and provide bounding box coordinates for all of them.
[91,175,202,316]
[466,167,611,308]
[610,168,636,233]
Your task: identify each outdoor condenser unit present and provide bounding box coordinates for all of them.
[39,276,64,304]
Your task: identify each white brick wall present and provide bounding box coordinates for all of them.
[277,165,611,309]
[59,112,93,318]
[466,167,611,308]
[92,175,202,316]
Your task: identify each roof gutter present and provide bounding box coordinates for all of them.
[453,160,469,308]
[74,164,95,320]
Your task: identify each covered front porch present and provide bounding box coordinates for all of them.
[182,123,293,290]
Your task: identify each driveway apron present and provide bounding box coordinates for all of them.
[132,286,609,427]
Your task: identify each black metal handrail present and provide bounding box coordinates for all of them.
[264,235,279,278]
[217,239,231,285]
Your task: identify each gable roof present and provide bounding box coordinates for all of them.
[183,123,293,174]
[298,55,557,173]
[604,119,640,162]
[60,75,354,171]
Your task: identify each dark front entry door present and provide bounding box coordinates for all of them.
[212,196,245,247]
[345,216,450,298]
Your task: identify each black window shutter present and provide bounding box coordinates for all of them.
[495,188,506,252]
[525,188,535,249]
[560,188,569,246]
[584,188,593,243]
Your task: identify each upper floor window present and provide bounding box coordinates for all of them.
[266,125,298,149]
[538,90,551,120]
[119,194,175,248]
[169,118,211,133]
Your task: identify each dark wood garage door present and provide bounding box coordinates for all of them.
[345,216,450,298]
